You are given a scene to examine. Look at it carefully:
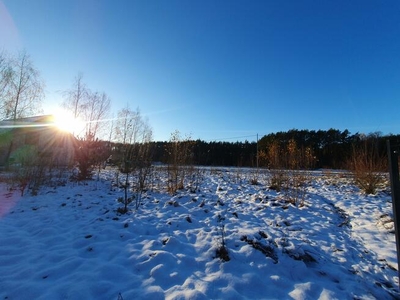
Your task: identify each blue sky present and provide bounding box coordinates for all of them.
[1,0,399,141]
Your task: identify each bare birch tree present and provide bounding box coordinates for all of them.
[0,51,44,120]
[74,91,111,180]
[83,91,111,139]
[62,72,88,119]
[62,74,111,139]
[114,106,153,213]
[62,74,111,179]
[115,106,143,145]
[1,51,44,170]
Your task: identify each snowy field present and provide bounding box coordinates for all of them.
[0,167,399,300]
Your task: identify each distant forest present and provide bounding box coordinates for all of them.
[146,129,400,169]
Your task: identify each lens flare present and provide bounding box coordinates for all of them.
[53,110,84,135]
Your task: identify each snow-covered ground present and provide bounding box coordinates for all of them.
[0,167,398,300]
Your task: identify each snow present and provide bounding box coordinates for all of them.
[0,167,399,299]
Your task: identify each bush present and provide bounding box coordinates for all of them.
[74,133,110,181]
[349,137,387,195]
[166,131,194,194]
[7,145,58,195]
[265,139,314,206]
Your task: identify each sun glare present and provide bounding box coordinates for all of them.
[53,111,84,135]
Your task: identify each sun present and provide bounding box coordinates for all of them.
[53,110,84,135]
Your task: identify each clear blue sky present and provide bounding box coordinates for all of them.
[1,0,399,141]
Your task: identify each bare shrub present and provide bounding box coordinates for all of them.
[8,145,56,196]
[8,145,37,195]
[166,131,194,194]
[266,139,315,207]
[188,166,205,193]
[349,136,387,194]
[250,177,259,185]
[284,140,314,207]
[270,171,287,192]
[266,140,288,192]
[117,145,153,213]
[129,142,153,210]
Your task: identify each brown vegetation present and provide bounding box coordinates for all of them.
[348,136,387,195]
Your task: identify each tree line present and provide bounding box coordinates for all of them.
[149,139,257,167]
[106,128,397,170]
[259,129,372,169]
[258,129,398,169]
